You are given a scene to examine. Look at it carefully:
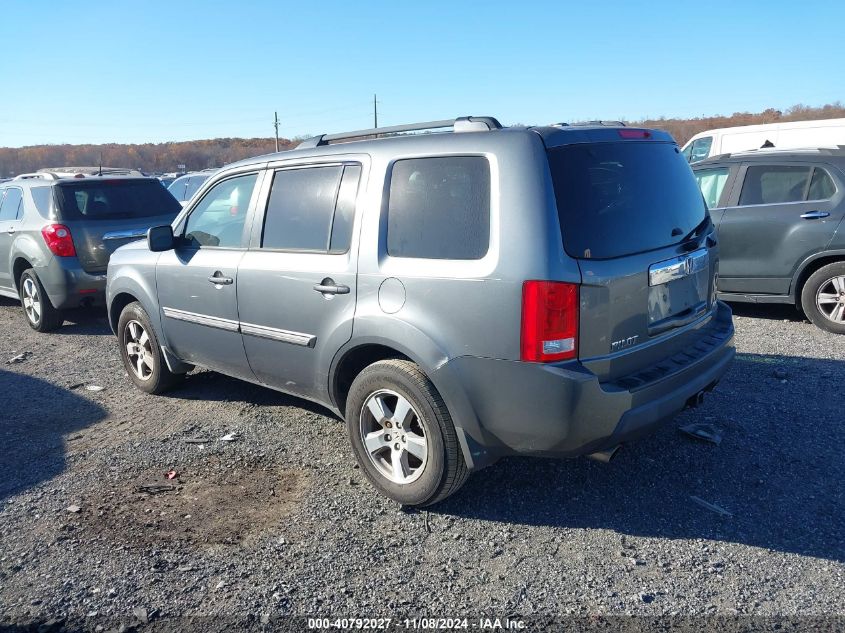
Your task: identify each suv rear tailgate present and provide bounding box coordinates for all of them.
[546,137,721,382]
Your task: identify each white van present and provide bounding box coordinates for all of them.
[681,118,845,162]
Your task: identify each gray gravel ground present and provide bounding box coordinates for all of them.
[0,297,844,631]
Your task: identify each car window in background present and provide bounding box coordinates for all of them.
[167,175,190,202]
[808,167,837,200]
[0,187,23,221]
[184,174,211,201]
[54,180,182,220]
[387,156,490,260]
[694,167,730,209]
[183,173,258,248]
[689,137,713,162]
[681,143,693,162]
[738,166,812,206]
[30,186,53,217]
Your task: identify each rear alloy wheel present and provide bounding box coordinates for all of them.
[345,359,469,506]
[118,301,183,393]
[19,269,63,332]
[802,262,845,334]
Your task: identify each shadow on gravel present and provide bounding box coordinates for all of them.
[164,370,342,420]
[726,301,806,323]
[0,296,111,336]
[434,352,845,563]
[0,370,107,503]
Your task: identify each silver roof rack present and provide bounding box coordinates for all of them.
[297,116,502,149]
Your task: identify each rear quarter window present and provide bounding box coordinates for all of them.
[548,142,706,259]
[386,156,490,260]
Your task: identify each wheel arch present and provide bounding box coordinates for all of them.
[792,250,845,306]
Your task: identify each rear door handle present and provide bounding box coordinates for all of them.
[208,272,233,285]
[313,280,350,295]
[800,210,830,219]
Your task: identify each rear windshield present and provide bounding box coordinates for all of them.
[548,142,707,259]
[55,179,182,221]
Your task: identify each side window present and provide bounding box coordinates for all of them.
[262,165,357,252]
[0,188,23,221]
[739,165,812,206]
[330,165,361,253]
[183,173,258,248]
[808,168,836,201]
[168,176,189,202]
[387,156,490,260]
[30,186,53,217]
[689,137,713,163]
[681,143,693,162]
[694,167,730,209]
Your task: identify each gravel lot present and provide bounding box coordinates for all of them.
[1,297,843,631]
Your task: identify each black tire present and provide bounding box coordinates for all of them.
[345,359,469,506]
[18,268,63,332]
[801,261,845,334]
[117,301,184,394]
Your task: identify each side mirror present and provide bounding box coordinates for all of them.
[147,225,175,252]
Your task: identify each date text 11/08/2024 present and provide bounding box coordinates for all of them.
[306,617,527,630]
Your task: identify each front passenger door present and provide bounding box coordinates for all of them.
[156,171,262,381]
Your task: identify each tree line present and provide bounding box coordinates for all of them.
[2,103,843,178]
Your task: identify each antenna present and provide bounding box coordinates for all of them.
[98,151,102,176]
[274,111,280,152]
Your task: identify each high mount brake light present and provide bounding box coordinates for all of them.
[619,129,652,139]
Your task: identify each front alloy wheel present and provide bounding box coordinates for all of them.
[124,319,155,381]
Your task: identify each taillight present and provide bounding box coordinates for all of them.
[41,224,77,257]
[521,281,579,362]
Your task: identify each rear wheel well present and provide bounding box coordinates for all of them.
[109,292,138,333]
[12,258,32,291]
[333,345,411,416]
[794,256,845,309]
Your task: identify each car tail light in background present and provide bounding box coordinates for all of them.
[521,281,579,362]
[618,129,652,139]
[41,224,77,257]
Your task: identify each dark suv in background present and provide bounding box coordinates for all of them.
[693,148,845,333]
[107,117,734,506]
[0,174,181,331]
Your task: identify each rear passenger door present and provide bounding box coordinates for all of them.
[716,162,843,295]
[237,160,364,400]
[0,187,24,291]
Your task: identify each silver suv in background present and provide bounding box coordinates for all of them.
[0,174,181,331]
[167,170,216,205]
[107,117,735,506]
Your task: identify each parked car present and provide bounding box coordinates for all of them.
[682,118,845,163]
[167,170,216,205]
[0,173,182,331]
[693,148,845,333]
[107,116,735,506]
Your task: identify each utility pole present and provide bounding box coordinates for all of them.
[274,111,280,152]
[373,94,378,129]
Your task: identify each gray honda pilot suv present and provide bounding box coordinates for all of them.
[0,174,181,331]
[106,117,735,506]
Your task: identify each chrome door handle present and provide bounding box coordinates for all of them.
[313,281,350,295]
[800,211,830,219]
[207,273,233,285]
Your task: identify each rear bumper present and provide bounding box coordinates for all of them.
[37,258,107,309]
[433,302,735,469]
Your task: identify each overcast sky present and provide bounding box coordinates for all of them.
[1,0,843,147]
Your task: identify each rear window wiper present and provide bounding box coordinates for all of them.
[679,216,711,244]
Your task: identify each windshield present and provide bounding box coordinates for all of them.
[548,141,707,259]
[55,179,182,221]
